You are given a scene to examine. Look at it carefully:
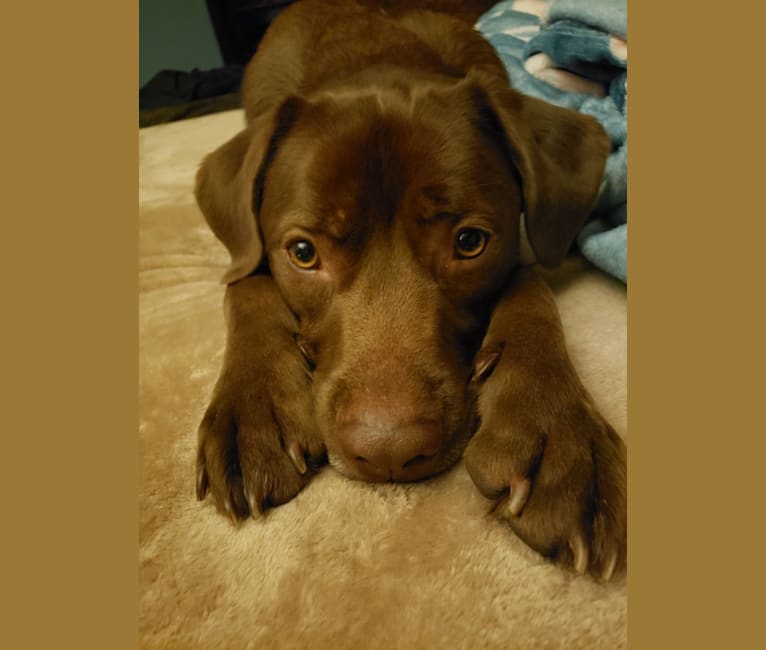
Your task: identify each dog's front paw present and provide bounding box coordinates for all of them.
[195,354,326,522]
[464,394,626,580]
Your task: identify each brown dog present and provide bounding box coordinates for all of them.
[194,0,626,581]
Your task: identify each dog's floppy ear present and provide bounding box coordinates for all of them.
[195,98,302,284]
[467,71,610,266]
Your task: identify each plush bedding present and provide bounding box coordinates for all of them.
[139,108,627,649]
[477,0,628,283]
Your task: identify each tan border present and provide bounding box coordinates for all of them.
[4,3,137,649]
[627,0,758,647]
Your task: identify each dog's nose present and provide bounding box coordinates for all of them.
[339,411,443,481]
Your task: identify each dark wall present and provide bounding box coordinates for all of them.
[140,0,223,87]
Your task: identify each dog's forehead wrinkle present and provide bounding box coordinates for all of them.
[278,209,322,235]
[315,69,462,112]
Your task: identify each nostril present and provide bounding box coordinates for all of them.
[402,454,431,469]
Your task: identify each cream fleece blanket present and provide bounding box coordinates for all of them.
[139,109,627,649]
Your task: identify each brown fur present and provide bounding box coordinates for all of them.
[193,0,625,580]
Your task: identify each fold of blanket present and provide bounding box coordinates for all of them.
[477,0,627,283]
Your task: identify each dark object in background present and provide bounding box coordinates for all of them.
[139,2,296,127]
[206,0,296,66]
[140,66,244,111]
[139,66,245,128]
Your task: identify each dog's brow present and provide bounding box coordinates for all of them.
[416,211,462,225]
[423,184,450,207]
[414,184,461,225]
[278,209,353,242]
[279,210,321,234]
[324,208,353,239]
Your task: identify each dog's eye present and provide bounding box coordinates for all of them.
[288,240,319,269]
[454,228,488,258]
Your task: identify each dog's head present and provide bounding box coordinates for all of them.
[196,71,609,482]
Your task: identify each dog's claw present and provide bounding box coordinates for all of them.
[244,486,260,519]
[570,534,589,574]
[507,477,531,516]
[195,465,208,500]
[223,497,239,525]
[602,548,618,581]
[472,345,503,383]
[287,441,308,475]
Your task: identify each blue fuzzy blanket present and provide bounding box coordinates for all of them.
[477,0,627,283]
